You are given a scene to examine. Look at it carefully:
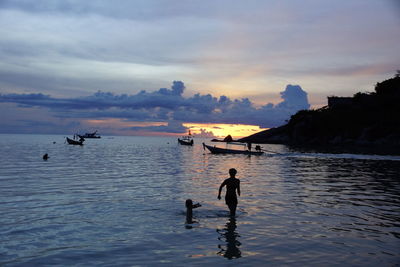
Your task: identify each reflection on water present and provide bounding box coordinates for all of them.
[217,218,241,259]
[0,135,399,265]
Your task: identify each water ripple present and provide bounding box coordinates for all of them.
[0,135,399,265]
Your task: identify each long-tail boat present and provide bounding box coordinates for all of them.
[66,137,84,145]
[202,142,263,155]
[178,130,194,146]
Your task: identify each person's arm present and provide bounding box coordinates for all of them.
[193,203,201,209]
[218,181,226,200]
[237,180,241,196]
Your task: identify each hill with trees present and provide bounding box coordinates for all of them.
[239,73,400,151]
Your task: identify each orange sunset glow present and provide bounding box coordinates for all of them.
[82,119,266,138]
[184,123,267,138]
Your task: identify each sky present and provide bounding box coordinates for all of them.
[0,0,399,137]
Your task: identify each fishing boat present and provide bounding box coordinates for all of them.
[77,130,101,139]
[178,130,194,146]
[202,142,264,155]
[66,137,84,145]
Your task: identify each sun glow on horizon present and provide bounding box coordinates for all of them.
[81,118,266,138]
[183,123,267,139]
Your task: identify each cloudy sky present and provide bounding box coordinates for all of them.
[0,0,399,137]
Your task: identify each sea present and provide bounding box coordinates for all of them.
[1,134,399,266]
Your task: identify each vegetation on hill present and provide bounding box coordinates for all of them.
[239,73,400,148]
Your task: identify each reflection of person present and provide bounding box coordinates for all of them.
[217,218,241,259]
[218,168,241,217]
[185,199,201,224]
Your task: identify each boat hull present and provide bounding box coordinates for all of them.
[66,137,84,145]
[178,138,193,146]
[203,143,263,155]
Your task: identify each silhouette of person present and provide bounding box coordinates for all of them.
[247,142,252,151]
[185,199,201,224]
[217,218,242,259]
[218,168,241,217]
[42,153,49,160]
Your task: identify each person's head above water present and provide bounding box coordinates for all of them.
[185,199,193,208]
[229,168,237,177]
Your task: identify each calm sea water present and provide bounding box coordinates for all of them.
[1,134,399,266]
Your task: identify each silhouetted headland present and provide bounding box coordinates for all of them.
[239,74,400,154]
[211,135,236,143]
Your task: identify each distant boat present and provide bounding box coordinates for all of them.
[202,142,264,155]
[77,130,101,139]
[178,138,194,146]
[66,137,84,146]
[178,130,194,146]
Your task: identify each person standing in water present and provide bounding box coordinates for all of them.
[218,168,241,217]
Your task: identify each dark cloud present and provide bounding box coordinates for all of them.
[276,85,310,110]
[0,117,81,135]
[128,121,187,134]
[0,81,310,132]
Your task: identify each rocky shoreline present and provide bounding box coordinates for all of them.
[239,74,400,154]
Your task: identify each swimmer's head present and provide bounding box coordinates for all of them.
[229,168,237,177]
[185,199,193,208]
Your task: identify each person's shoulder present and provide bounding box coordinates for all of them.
[226,177,239,183]
[222,177,230,183]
